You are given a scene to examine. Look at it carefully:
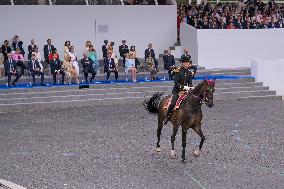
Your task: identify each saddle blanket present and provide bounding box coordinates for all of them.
[164,92,188,111]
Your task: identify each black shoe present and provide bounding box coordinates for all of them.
[11,82,16,86]
[41,83,46,86]
[32,83,36,86]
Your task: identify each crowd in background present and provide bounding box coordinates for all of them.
[0,35,176,86]
[177,0,284,38]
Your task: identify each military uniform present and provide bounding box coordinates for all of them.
[164,62,193,124]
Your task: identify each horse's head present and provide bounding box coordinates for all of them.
[202,78,216,108]
[203,79,216,108]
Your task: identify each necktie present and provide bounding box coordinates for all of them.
[48,45,51,54]
[33,61,36,70]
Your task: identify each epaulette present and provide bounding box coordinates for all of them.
[173,68,180,73]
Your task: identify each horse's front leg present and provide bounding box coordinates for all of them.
[192,124,205,158]
[156,115,164,153]
[181,127,188,161]
[170,123,179,158]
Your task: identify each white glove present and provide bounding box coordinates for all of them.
[189,87,194,90]
[183,86,190,91]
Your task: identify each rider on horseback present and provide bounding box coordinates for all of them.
[164,56,194,125]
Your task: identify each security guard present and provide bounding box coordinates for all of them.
[164,56,194,124]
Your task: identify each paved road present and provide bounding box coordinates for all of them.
[0,99,283,189]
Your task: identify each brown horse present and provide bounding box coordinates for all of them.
[144,79,216,161]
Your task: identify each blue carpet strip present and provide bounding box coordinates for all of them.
[0,75,254,90]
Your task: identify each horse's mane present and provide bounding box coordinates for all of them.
[192,81,206,95]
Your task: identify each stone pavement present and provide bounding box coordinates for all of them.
[0,99,283,189]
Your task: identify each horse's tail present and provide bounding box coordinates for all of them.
[144,92,164,115]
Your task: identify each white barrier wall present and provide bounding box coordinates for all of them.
[181,23,284,69]
[180,24,198,65]
[251,59,284,97]
[0,5,176,59]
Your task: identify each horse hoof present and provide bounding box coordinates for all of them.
[170,150,176,159]
[192,149,200,158]
[156,148,161,153]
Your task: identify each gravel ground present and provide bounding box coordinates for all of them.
[0,99,283,189]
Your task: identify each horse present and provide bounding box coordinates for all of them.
[144,79,216,161]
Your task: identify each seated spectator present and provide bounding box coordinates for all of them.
[104,51,118,81]
[88,45,99,74]
[4,53,22,86]
[28,39,37,60]
[102,40,108,58]
[68,46,80,84]
[0,48,4,77]
[180,48,191,61]
[49,54,65,85]
[12,35,25,55]
[163,49,175,80]
[48,48,59,62]
[119,40,129,67]
[109,42,119,69]
[84,41,92,55]
[1,40,12,61]
[129,46,140,70]
[63,54,77,84]
[28,54,45,86]
[81,53,96,83]
[33,47,43,63]
[125,52,137,82]
[145,54,157,80]
[144,43,158,71]
[12,48,27,76]
[44,39,55,63]
[64,41,71,59]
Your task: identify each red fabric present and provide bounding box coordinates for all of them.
[48,53,59,61]
[164,92,188,110]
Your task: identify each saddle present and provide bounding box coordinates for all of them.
[164,91,189,111]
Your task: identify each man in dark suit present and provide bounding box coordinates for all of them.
[4,53,22,86]
[163,49,175,80]
[12,35,25,56]
[102,40,108,58]
[43,39,55,63]
[49,54,65,84]
[119,40,129,67]
[81,53,96,83]
[1,40,12,61]
[28,54,45,86]
[180,48,197,78]
[144,43,159,71]
[104,52,118,81]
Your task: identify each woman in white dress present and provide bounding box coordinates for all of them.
[125,52,137,82]
[68,46,80,84]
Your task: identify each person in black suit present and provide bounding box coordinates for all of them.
[144,43,159,71]
[1,40,12,61]
[12,35,25,55]
[43,39,55,63]
[180,48,197,77]
[49,54,65,84]
[28,39,37,60]
[102,40,108,58]
[163,49,175,80]
[119,40,129,67]
[28,54,45,86]
[104,52,118,81]
[81,53,96,83]
[4,53,22,86]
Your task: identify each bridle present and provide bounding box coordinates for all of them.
[187,80,215,103]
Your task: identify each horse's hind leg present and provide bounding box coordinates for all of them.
[181,127,188,161]
[156,115,164,153]
[170,123,179,159]
[192,125,205,158]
